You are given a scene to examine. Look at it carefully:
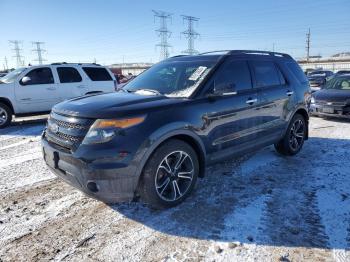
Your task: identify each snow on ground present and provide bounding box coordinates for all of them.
[0,116,349,262]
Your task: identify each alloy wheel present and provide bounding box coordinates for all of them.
[289,119,304,151]
[0,107,8,126]
[155,151,194,202]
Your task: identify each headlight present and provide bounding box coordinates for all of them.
[82,116,146,145]
[311,97,315,104]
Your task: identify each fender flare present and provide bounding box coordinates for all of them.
[133,125,207,185]
[286,104,310,140]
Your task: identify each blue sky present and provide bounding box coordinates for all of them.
[0,0,349,68]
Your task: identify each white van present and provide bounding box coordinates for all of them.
[0,63,117,128]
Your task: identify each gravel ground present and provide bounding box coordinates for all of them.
[0,116,349,262]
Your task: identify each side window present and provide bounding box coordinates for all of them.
[276,66,286,85]
[213,60,252,92]
[286,62,308,84]
[57,67,82,83]
[83,67,112,81]
[251,61,280,87]
[22,67,54,85]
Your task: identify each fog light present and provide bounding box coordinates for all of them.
[87,181,99,193]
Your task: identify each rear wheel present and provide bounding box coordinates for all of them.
[139,139,199,209]
[275,114,306,156]
[0,103,12,129]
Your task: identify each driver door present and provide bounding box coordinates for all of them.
[15,67,60,113]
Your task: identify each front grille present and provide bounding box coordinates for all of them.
[316,100,346,107]
[45,111,94,151]
[51,118,89,130]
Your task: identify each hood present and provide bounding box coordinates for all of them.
[313,89,350,103]
[308,76,325,82]
[53,92,186,118]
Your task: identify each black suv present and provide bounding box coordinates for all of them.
[42,50,311,209]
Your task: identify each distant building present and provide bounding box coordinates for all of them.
[298,53,350,72]
[109,63,153,76]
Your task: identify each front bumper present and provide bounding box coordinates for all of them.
[41,138,139,203]
[310,104,350,119]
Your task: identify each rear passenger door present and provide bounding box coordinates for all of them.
[55,66,85,100]
[82,67,114,93]
[249,60,293,140]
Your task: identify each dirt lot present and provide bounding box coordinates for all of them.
[0,116,349,262]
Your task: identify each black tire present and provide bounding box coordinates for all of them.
[274,114,306,156]
[139,139,199,209]
[0,103,12,129]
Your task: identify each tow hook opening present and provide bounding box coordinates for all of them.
[87,181,99,193]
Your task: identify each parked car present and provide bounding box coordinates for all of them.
[42,50,311,209]
[0,72,8,78]
[307,70,333,91]
[0,63,117,128]
[311,74,350,119]
[334,70,350,76]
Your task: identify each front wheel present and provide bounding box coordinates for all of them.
[139,139,199,209]
[275,114,306,156]
[0,103,12,129]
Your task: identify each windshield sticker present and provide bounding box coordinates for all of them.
[189,66,208,81]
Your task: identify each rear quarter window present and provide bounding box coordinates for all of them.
[83,67,112,81]
[286,62,308,84]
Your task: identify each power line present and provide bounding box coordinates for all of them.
[152,10,173,61]
[32,41,46,65]
[181,15,200,55]
[9,40,24,68]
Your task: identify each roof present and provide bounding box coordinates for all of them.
[167,50,293,61]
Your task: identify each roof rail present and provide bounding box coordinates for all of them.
[199,50,292,59]
[51,62,101,66]
[199,50,231,55]
[228,50,292,58]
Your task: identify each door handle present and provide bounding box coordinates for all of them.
[286,90,294,96]
[77,85,87,89]
[246,98,258,104]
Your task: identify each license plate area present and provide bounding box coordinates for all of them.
[43,147,60,169]
[322,107,334,114]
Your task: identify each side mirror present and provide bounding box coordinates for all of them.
[21,76,31,85]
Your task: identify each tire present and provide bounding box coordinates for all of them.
[139,139,199,209]
[274,114,306,156]
[0,103,12,129]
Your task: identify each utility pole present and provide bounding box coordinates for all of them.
[4,57,9,71]
[32,41,46,65]
[152,10,173,60]
[181,15,200,55]
[306,28,311,61]
[9,40,24,68]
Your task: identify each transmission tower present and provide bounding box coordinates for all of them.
[181,15,200,55]
[152,10,173,60]
[9,40,24,68]
[306,28,311,61]
[32,41,46,65]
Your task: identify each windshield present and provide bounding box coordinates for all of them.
[123,59,217,98]
[324,76,350,90]
[0,68,26,84]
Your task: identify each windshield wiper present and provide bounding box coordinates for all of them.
[133,88,162,95]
